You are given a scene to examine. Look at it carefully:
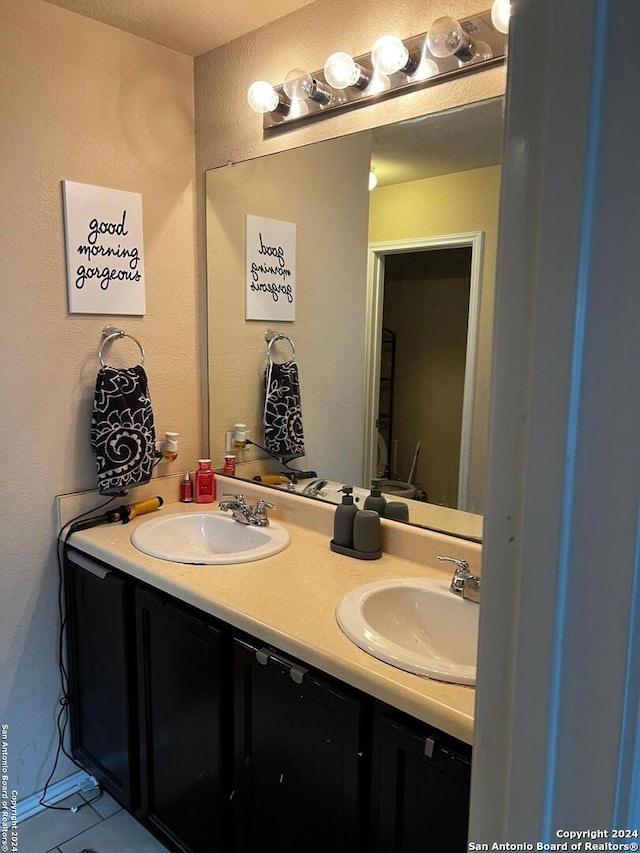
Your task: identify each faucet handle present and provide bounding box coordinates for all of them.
[254,498,276,526]
[222,492,246,502]
[437,554,469,572]
[438,554,481,602]
[256,499,277,510]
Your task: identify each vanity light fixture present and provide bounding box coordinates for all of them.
[248,7,507,132]
[411,55,440,81]
[368,169,378,191]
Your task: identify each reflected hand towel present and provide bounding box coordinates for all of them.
[263,359,305,462]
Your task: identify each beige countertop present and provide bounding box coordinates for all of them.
[62,477,478,745]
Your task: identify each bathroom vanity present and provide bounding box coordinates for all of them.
[61,483,478,852]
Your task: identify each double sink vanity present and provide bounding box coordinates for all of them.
[61,474,480,852]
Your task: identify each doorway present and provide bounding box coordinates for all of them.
[363,233,484,511]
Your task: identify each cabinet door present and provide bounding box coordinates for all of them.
[233,638,367,853]
[136,588,225,853]
[371,707,472,852]
[65,552,138,810]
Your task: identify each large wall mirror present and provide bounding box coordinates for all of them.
[206,96,504,542]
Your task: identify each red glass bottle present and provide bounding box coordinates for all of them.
[194,459,215,503]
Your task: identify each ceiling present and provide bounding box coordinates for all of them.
[43,0,316,57]
[371,97,505,188]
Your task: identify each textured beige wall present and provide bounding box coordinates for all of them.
[206,133,372,483]
[369,165,503,513]
[1,0,197,796]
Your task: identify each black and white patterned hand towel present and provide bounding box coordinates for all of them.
[91,365,157,495]
[263,359,305,462]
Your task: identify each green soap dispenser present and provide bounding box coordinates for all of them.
[333,485,359,549]
[364,480,388,515]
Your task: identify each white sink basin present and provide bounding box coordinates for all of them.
[130,511,290,565]
[336,577,479,685]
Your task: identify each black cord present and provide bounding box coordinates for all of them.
[245,438,314,478]
[245,437,287,465]
[38,498,119,812]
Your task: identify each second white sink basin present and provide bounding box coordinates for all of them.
[336,577,479,685]
[131,511,290,565]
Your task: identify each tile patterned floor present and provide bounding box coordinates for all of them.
[17,791,168,853]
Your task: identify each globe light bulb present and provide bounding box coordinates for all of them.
[491,0,511,34]
[426,16,474,62]
[247,81,280,114]
[368,170,378,191]
[371,35,410,75]
[283,68,314,100]
[324,52,361,89]
[283,67,331,105]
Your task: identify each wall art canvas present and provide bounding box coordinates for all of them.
[245,214,296,321]
[62,180,145,315]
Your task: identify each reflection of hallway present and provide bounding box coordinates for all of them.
[380,246,472,509]
[368,164,502,516]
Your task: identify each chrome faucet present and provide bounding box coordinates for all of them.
[437,555,481,604]
[218,493,276,527]
[301,478,328,497]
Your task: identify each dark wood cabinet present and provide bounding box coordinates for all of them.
[135,588,225,853]
[65,547,472,853]
[233,638,367,853]
[65,552,139,811]
[370,707,472,852]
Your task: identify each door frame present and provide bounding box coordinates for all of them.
[363,231,484,510]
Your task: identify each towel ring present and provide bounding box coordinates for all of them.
[266,331,296,363]
[98,325,146,368]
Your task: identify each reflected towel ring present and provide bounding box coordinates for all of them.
[265,330,296,363]
[98,325,146,368]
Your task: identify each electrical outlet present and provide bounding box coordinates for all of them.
[225,430,251,453]
[80,775,99,792]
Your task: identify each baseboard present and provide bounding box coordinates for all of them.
[17,769,93,823]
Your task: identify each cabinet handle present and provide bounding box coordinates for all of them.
[69,552,112,580]
[424,735,439,759]
[255,646,308,684]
